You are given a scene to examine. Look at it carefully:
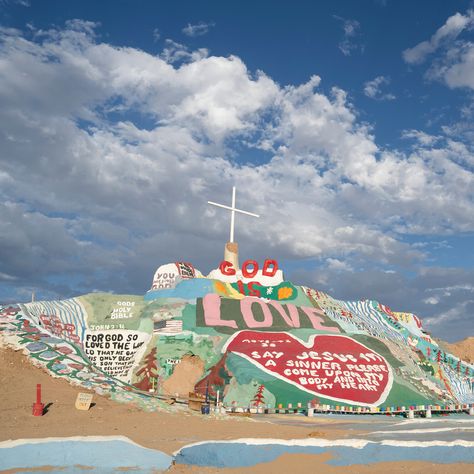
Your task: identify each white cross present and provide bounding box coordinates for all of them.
[208,186,259,242]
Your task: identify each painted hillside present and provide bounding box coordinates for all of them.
[1,259,473,411]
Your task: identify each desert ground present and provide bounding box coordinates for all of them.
[1,343,473,473]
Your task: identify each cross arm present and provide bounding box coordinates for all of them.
[207,201,260,218]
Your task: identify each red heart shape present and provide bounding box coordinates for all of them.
[223,330,393,406]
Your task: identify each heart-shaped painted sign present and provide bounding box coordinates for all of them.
[223,330,393,406]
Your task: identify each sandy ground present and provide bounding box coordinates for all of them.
[170,454,474,474]
[0,346,472,474]
[445,336,474,364]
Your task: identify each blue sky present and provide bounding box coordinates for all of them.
[0,0,473,341]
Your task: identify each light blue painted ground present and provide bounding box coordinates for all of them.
[175,414,474,468]
[0,436,172,473]
[144,278,214,300]
[175,441,474,468]
[2,417,473,472]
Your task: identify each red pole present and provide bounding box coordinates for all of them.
[32,383,44,416]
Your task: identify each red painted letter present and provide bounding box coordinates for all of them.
[219,260,236,276]
[242,260,258,278]
[262,259,278,277]
[247,281,262,297]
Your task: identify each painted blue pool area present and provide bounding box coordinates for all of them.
[175,439,474,468]
[2,434,473,472]
[144,278,214,300]
[0,436,172,473]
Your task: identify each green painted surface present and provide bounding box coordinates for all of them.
[2,271,472,409]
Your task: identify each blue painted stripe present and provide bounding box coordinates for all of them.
[176,441,474,468]
[0,438,172,472]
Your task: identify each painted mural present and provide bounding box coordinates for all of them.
[1,259,473,411]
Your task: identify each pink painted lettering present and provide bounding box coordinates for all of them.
[268,301,301,328]
[203,293,238,329]
[240,297,273,328]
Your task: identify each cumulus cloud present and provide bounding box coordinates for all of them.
[431,41,474,90]
[403,9,474,98]
[326,258,353,272]
[424,296,440,305]
[363,76,396,100]
[403,10,474,64]
[0,21,473,339]
[182,21,214,37]
[160,38,208,64]
[401,129,440,146]
[423,299,474,340]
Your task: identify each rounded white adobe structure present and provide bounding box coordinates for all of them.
[150,262,202,290]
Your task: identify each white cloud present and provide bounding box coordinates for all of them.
[160,38,209,64]
[403,9,474,99]
[182,21,214,37]
[0,271,17,281]
[423,300,474,329]
[432,41,474,89]
[401,129,440,146]
[0,21,473,342]
[403,10,474,64]
[326,258,353,272]
[363,76,396,100]
[290,266,474,342]
[0,0,30,7]
[333,15,363,56]
[152,28,161,42]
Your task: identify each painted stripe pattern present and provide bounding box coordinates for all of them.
[442,364,474,404]
[22,298,88,343]
[339,300,406,344]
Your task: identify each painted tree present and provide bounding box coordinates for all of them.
[134,348,158,392]
[195,353,230,396]
[456,360,461,373]
[426,346,431,359]
[436,350,442,364]
[252,384,265,407]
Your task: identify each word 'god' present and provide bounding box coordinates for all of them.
[219,258,279,278]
